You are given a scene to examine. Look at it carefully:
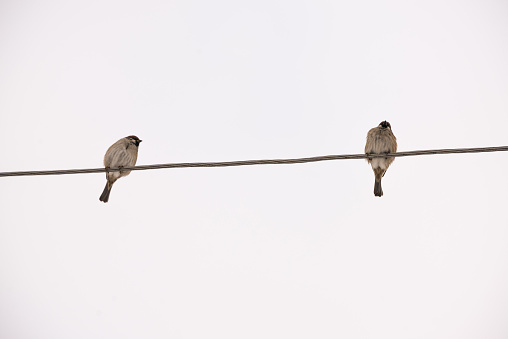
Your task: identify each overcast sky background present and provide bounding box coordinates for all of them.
[1,1,508,338]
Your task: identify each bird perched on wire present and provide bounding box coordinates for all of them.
[365,121,397,197]
[99,135,142,203]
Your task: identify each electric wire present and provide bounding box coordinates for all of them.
[0,145,507,178]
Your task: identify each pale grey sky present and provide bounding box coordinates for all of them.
[1,1,508,338]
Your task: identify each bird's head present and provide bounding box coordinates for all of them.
[379,121,391,129]
[126,135,142,147]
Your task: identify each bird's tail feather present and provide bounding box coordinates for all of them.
[374,179,383,197]
[373,168,384,197]
[99,183,112,203]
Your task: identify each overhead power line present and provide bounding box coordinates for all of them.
[1,145,507,178]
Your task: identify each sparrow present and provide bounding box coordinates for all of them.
[365,121,397,197]
[99,135,142,203]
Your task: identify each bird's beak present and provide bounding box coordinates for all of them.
[139,140,143,142]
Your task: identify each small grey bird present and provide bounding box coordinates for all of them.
[365,121,397,197]
[99,135,142,203]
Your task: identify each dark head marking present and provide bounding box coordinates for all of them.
[379,121,391,129]
[126,135,142,146]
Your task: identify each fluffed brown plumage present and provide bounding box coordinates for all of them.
[99,135,142,203]
[365,121,397,197]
